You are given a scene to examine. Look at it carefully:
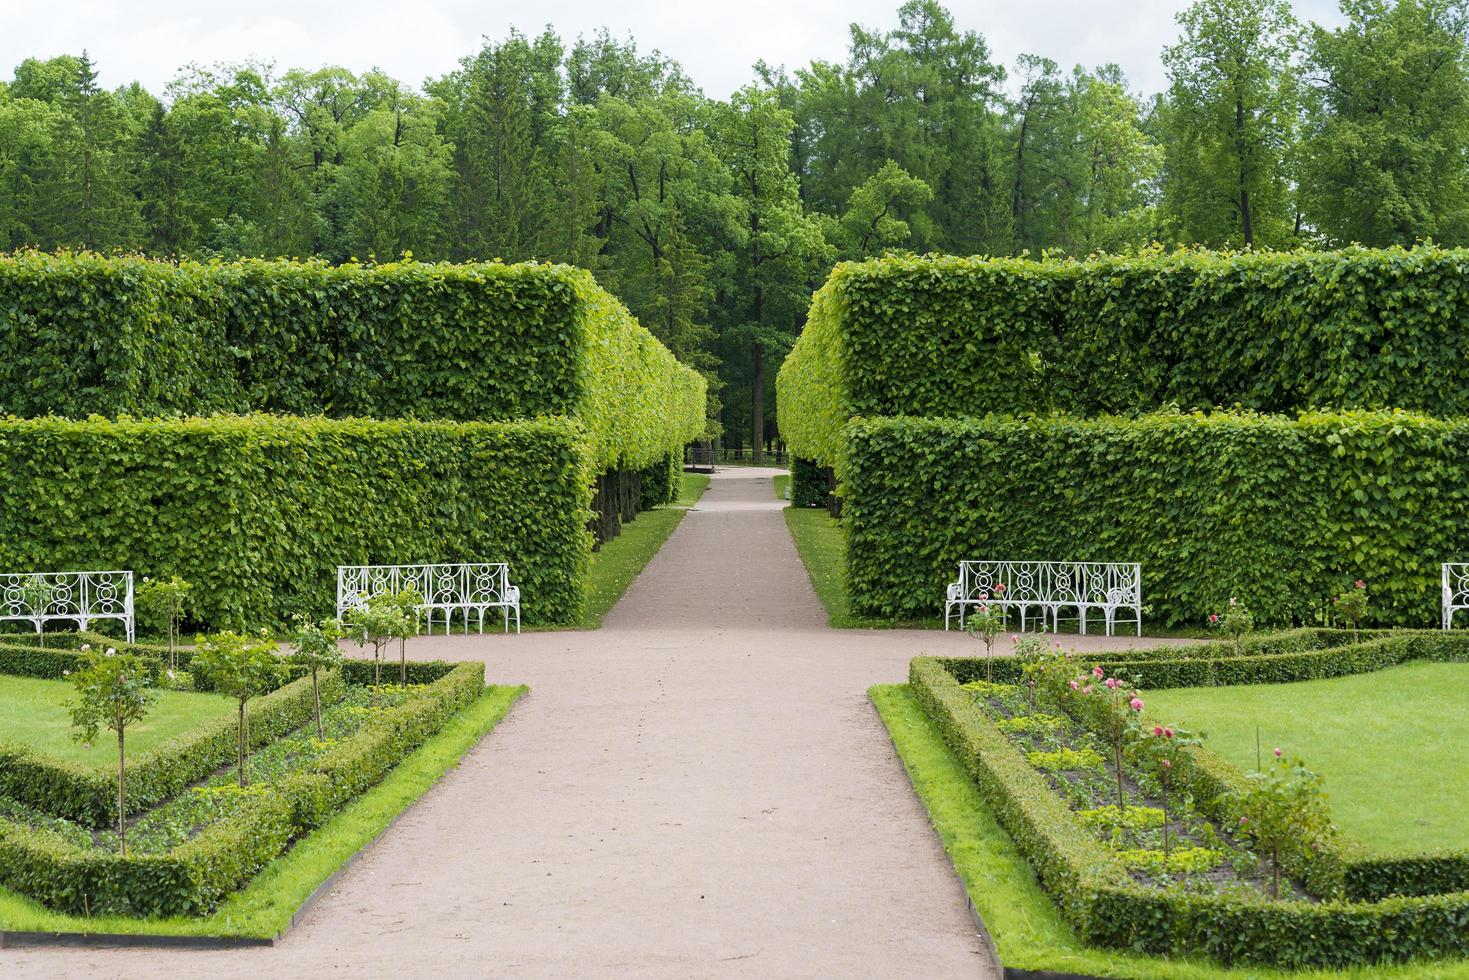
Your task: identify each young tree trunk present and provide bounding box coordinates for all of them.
[1272,846,1280,899]
[117,725,127,856]
[237,700,246,787]
[1162,778,1170,857]
[1114,735,1126,812]
[312,668,323,741]
[399,637,406,688]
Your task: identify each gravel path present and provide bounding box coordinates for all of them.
[3,467,1175,979]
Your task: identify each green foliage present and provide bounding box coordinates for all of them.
[136,574,191,661]
[0,671,340,826]
[0,254,704,471]
[908,655,1469,969]
[0,663,486,917]
[840,411,1469,627]
[789,457,828,509]
[1080,805,1166,831]
[66,647,155,853]
[0,414,594,629]
[778,248,1469,467]
[1231,753,1335,897]
[1117,846,1221,874]
[192,631,284,787]
[289,617,344,740]
[1027,747,1105,772]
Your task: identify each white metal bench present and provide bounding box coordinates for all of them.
[0,570,135,642]
[1445,563,1469,629]
[336,563,521,634]
[945,560,1142,636]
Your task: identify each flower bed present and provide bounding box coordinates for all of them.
[0,658,485,917]
[910,652,1469,969]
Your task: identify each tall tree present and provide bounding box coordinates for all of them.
[1161,0,1301,248]
[1300,0,1469,245]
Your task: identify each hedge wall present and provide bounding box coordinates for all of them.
[843,411,1469,627]
[0,415,592,629]
[778,247,1469,467]
[0,253,705,471]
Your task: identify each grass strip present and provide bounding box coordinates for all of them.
[870,682,1469,980]
[0,684,526,939]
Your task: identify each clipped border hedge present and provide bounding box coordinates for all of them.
[0,661,486,917]
[0,253,706,473]
[0,669,341,826]
[841,412,1469,628]
[0,414,594,629]
[778,247,1469,467]
[910,656,1469,970]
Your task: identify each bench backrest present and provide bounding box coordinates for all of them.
[0,570,134,629]
[336,563,512,618]
[1446,564,1469,609]
[956,560,1141,605]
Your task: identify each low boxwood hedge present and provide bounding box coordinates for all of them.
[0,670,341,826]
[940,629,1469,690]
[0,661,486,917]
[910,656,1469,969]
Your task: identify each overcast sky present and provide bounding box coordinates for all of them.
[4,0,1344,99]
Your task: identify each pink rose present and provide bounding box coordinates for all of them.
[1355,579,1366,589]
[1161,759,1172,769]
[978,593,988,601]
[1152,725,1164,736]
[1129,697,1144,711]
[1239,816,1248,825]
[1011,633,1019,643]
[1163,727,1174,739]
[1068,680,1079,690]
[1082,685,1093,694]
[1092,666,1105,678]
[995,583,1006,592]
[1273,747,1282,758]
[1105,677,1121,690]
[1208,613,1219,624]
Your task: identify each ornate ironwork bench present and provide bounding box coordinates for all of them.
[336,563,521,634]
[944,560,1142,636]
[0,570,135,642]
[1445,563,1469,629]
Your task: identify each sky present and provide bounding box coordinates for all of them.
[3,0,1345,99]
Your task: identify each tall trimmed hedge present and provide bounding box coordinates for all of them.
[779,247,1469,467]
[0,253,705,470]
[843,411,1469,627]
[0,415,592,628]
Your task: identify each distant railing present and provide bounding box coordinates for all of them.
[0,570,135,641]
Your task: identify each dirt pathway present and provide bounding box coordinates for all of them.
[4,468,1165,979]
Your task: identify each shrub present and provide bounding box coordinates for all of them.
[778,247,1469,467]
[0,414,593,628]
[842,411,1469,627]
[790,457,828,508]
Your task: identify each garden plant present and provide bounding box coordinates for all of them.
[290,615,345,740]
[137,574,192,668]
[193,630,282,787]
[67,645,154,854]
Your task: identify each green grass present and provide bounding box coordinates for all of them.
[782,506,942,629]
[773,473,789,499]
[573,472,710,629]
[870,682,1469,979]
[0,674,234,764]
[0,683,526,938]
[1147,661,1469,854]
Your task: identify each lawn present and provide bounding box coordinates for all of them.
[1147,661,1469,853]
[0,673,234,765]
[0,684,526,938]
[871,682,1469,979]
[574,472,709,628]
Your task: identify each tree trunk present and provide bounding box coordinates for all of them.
[237,701,246,788]
[399,637,407,688]
[312,669,324,741]
[117,725,127,856]
[751,343,765,465]
[1235,97,1254,248]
